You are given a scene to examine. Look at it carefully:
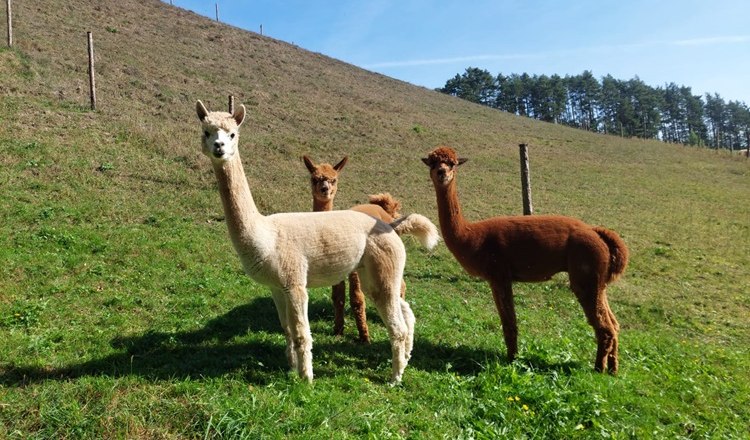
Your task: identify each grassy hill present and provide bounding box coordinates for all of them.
[1,0,749,437]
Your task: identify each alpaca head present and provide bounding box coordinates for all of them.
[422,146,468,187]
[196,100,246,163]
[302,155,348,203]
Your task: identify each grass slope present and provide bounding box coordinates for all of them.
[1,0,749,437]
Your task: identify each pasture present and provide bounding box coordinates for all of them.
[1,0,749,437]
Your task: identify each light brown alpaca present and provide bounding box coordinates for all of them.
[303,155,408,343]
[422,146,629,374]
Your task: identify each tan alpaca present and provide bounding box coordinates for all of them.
[422,146,628,374]
[302,155,413,343]
[195,100,439,383]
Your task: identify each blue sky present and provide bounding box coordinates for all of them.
[172,0,750,103]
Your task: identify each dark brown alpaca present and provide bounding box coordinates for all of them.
[422,146,628,373]
[303,155,406,343]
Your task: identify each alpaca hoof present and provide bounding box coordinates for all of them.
[300,372,314,383]
[607,357,618,375]
[357,335,371,345]
[607,363,618,375]
[389,374,403,386]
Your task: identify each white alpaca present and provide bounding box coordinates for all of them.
[195,100,439,383]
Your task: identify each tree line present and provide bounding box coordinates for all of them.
[438,68,750,151]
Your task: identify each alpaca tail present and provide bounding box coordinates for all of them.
[594,227,629,283]
[368,193,402,219]
[390,214,440,250]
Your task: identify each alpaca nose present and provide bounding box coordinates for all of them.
[213,140,225,157]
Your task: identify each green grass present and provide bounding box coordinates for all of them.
[2,1,750,437]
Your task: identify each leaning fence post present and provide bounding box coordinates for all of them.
[228,95,234,114]
[6,0,12,47]
[519,143,533,215]
[215,3,219,21]
[87,31,97,111]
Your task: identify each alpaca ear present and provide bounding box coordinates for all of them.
[303,155,316,174]
[334,156,348,172]
[421,158,431,167]
[196,100,209,121]
[233,104,246,127]
[458,158,468,166]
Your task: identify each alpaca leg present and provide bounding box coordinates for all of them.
[363,270,408,383]
[286,285,314,382]
[373,294,408,383]
[399,279,406,299]
[570,280,618,374]
[490,279,518,361]
[603,293,620,373]
[400,298,415,362]
[348,272,370,344]
[270,288,296,371]
[332,281,346,337]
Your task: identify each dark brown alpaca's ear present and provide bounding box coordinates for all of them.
[421,158,431,167]
[196,100,209,121]
[334,156,348,172]
[303,155,316,174]
[233,104,246,127]
[458,158,468,166]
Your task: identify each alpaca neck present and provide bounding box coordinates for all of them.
[434,180,470,247]
[213,155,260,240]
[312,198,333,212]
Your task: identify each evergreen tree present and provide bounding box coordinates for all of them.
[704,93,727,148]
[626,77,662,139]
[682,87,708,145]
[564,71,601,130]
[599,75,622,135]
[438,67,497,106]
[661,82,686,143]
[726,100,750,150]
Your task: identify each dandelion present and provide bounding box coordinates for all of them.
[515,396,520,401]
[522,404,529,411]
[575,424,585,430]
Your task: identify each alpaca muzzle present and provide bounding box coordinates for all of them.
[213,141,226,158]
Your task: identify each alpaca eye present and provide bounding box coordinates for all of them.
[204,130,210,137]
[230,133,236,139]
[331,179,337,184]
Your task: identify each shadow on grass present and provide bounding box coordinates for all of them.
[0,297,582,386]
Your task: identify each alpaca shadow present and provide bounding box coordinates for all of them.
[407,339,584,377]
[0,297,581,386]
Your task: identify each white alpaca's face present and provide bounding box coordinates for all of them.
[202,125,238,162]
[195,101,246,163]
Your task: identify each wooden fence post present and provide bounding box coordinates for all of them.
[228,95,234,114]
[215,3,219,21]
[519,143,533,215]
[87,32,97,111]
[6,0,11,47]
